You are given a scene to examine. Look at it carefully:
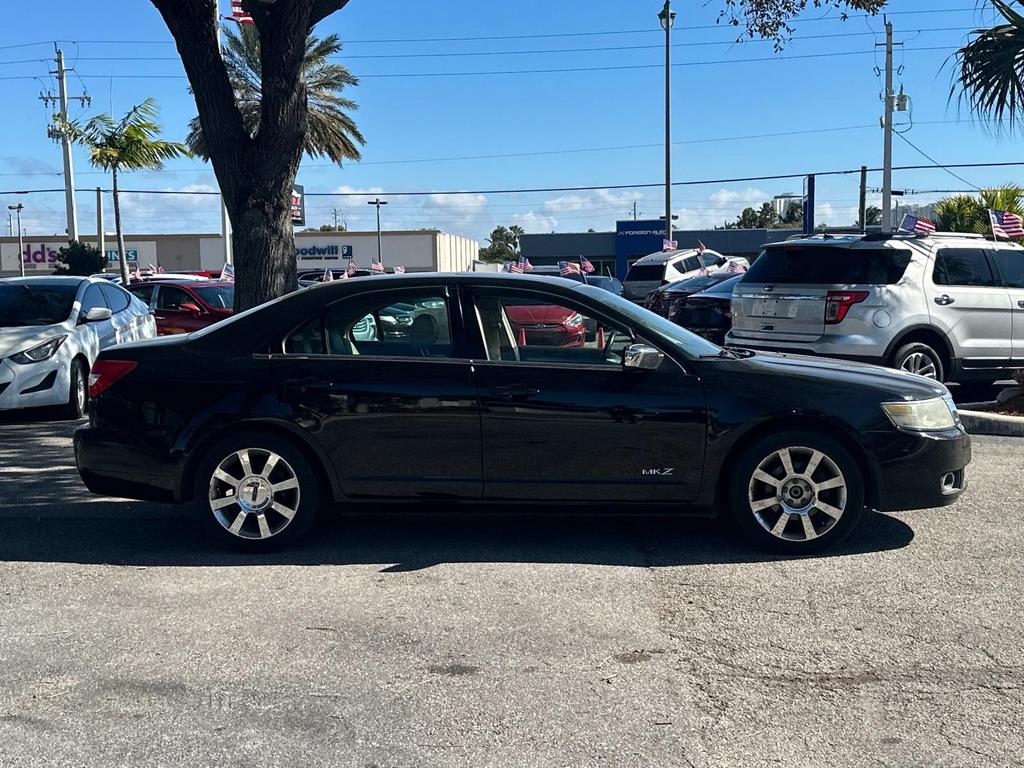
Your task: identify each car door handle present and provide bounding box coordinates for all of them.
[934,295,955,306]
[489,385,541,400]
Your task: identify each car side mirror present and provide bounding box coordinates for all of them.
[623,343,664,371]
[80,306,112,324]
[180,303,202,317]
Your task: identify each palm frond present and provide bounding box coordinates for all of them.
[952,0,1024,130]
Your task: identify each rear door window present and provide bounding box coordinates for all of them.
[157,286,195,310]
[624,264,665,282]
[933,249,996,287]
[744,245,912,284]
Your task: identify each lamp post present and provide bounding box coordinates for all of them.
[658,0,676,248]
[367,198,388,264]
[8,204,24,277]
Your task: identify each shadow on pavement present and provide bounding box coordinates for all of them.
[0,504,914,569]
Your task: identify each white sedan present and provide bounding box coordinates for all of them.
[0,276,156,417]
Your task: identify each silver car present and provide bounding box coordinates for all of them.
[726,232,1024,383]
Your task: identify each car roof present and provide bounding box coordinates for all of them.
[0,275,89,286]
[132,279,233,288]
[632,248,712,266]
[774,232,1024,250]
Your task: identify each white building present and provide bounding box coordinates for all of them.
[0,229,479,276]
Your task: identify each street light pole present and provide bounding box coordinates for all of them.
[658,1,676,249]
[368,198,388,264]
[8,204,25,278]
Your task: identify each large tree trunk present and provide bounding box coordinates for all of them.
[112,166,130,284]
[149,0,350,312]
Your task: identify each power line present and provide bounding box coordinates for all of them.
[893,131,981,190]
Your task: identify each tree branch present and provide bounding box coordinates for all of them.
[311,0,350,27]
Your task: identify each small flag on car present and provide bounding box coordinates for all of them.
[989,209,1024,239]
[346,261,358,277]
[725,259,747,274]
[522,257,533,272]
[220,262,234,282]
[229,0,254,24]
[559,260,581,276]
[898,214,936,235]
[579,255,595,274]
[393,265,406,274]
[662,239,678,252]
[371,260,385,274]
[501,260,512,272]
[322,267,334,282]
[696,241,706,256]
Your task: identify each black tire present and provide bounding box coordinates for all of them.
[892,342,944,382]
[193,432,321,553]
[727,430,865,555]
[61,359,88,420]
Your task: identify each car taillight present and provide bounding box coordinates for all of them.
[88,360,138,398]
[824,291,869,324]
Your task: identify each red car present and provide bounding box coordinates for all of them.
[127,280,234,335]
[505,303,586,347]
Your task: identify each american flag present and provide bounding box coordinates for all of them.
[230,0,254,24]
[662,239,677,252]
[725,259,747,274]
[508,260,524,274]
[393,265,406,274]
[371,260,385,274]
[346,261,358,277]
[501,260,512,273]
[898,214,936,235]
[579,255,595,274]
[322,267,334,282]
[990,209,1024,239]
[559,260,581,277]
[522,257,533,272]
[696,241,706,257]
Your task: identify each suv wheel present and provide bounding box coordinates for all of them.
[194,434,320,552]
[893,342,944,381]
[728,431,865,554]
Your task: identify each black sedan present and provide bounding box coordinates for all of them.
[75,273,970,555]
[668,275,743,344]
[645,273,735,318]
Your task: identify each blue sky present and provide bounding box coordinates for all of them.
[0,0,1016,241]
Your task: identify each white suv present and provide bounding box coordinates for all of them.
[726,232,1024,383]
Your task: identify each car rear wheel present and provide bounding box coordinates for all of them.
[61,359,87,420]
[728,431,865,554]
[194,434,320,552]
[893,342,944,381]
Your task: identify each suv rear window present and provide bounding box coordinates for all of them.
[624,264,665,282]
[744,245,912,285]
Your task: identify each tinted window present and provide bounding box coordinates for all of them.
[99,283,131,313]
[129,284,155,306]
[474,290,633,367]
[157,286,194,310]
[624,264,665,282]
[284,316,326,354]
[80,284,108,316]
[0,283,78,327]
[745,245,912,284]
[990,249,1024,289]
[193,284,234,309]
[933,249,996,287]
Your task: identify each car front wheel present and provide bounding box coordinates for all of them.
[61,359,87,420]
[728,431,865,554]
[194,434,320,552]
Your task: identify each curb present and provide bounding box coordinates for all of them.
[959,409,1024,437]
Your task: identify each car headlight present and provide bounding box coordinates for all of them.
[881,395,958,431]
[8,336,67,365]
[565,312,584,328]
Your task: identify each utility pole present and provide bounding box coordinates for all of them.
[658,1,676,248]
[42,46,89,242]
[632,201,638,221]
[7,212,12,237]
[859,165,868,232]
[879,19,895,234]
[96,187,106,264]
[8,204,25,278]
[368,198,388,264]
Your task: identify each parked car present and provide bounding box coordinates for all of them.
[622,248,734,303]
[0,276,155,417]
[76,272,970,556]
[504,300,587,348]
[127,280,234,335]
[668,275,744,345]
[645,273,737,317]
[727,231,1024,383]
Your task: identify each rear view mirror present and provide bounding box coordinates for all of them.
[80,307,112,324]
[180,303,202,317]
[623,343,663,371]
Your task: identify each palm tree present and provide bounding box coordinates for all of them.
[933,185,1024,236]
[60,98,190,283]
[953,1,1024,129]
[187,25,364,164]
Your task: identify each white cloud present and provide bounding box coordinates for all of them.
[512,211,558,233]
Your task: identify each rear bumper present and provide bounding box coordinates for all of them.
[74,425,183,503]
[868,427,971,512]
[725,333,886,366]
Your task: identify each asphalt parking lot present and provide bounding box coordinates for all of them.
[0,415,1021,768]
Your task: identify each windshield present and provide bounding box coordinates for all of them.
[578,284,721,358]
[193,284,234,309]
[0,283,78,327]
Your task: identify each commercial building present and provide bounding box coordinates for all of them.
[519,219,802,279]
[0,229,479,277]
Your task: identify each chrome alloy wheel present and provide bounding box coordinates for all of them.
[747,446,847,543]
[207,448,301,540]
[900,352,938,379]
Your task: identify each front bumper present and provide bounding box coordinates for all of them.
[868,426,972,512]
[0,358,70,410]
[74,425,182,503]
